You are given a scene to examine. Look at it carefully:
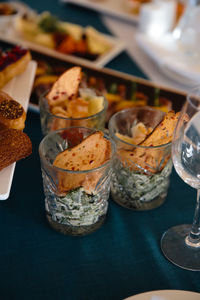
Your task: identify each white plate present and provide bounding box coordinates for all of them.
[0,24,125,68]
[135,32,200,87]
[125,290,200,300]
[102,16,191,94]
[61,0,139,24]
[0,60,37,200]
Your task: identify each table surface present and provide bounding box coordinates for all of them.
[1,1,200,299]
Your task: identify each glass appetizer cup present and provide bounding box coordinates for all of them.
[108,107,173,210]
[39,89,108,135]
[0,2,21,34]
[39,127,115,236]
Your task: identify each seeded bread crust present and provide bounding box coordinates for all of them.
[0,91,26,130]
[0,129,32,171]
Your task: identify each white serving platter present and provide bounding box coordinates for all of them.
[102,16,192,94]
[0,24,125,68]
[135,32,200,87]
[0,60,37,200]
[61,0,139,24]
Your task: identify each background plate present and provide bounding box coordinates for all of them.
[0,60,37,200]
[135,33,200,87]
[0,27,125,68]
[27,48,186,114]
[125,290,200,300]
[61,0,139,23]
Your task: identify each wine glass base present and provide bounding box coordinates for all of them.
[161,224,200,271]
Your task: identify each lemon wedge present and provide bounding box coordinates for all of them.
[115,133,135,144]
[85,26,111,54]
[60,21,83,41]
[88,96,104,115]
[34,32,55,48]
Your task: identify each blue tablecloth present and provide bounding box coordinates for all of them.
[1,1,200,299]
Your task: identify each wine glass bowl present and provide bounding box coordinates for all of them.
[161,86,200,270]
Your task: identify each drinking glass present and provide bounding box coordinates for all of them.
[172,1,200,60]
[108,107,173,210]
[39,127,115,236]
[161,86,200,270]
[39,91,108,135]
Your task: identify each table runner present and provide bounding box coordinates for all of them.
[0,1,200,299]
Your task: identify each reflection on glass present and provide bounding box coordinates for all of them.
[161,86,200,271]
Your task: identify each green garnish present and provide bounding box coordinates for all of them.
[46,187,107,227]
[39,13,66,33]
[111,159,173,210]
[131,82,137,101]
[109,83,118,94]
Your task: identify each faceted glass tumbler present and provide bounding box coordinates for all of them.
[39,127,115,236]
[108,107,173,210]
[39,92,108,135]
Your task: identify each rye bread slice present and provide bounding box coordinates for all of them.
[0,121,7,131]
[0,129,32,171]
[46,66,82,107]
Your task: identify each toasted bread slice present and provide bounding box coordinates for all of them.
[0,91,26,130]
[53,131,111,193]
[119,146,171,174]
[0,121,7,131]
[119,111,180,174]
[0,129,32,171]
[140,111,180,147]
[0,49,31,89]
[46,66,82,107]
[54,131,111,171]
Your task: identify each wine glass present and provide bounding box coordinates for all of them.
[172,0,200,60]
[161,86,200,271]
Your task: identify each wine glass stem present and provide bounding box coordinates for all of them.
[186,189,200,247]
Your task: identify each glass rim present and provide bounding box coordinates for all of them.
[39,126,116,174]
[108,106,171,149]
[39,90,108,121]
[187,85,200,111]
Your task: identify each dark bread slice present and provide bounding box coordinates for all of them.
[0,129,32,171]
